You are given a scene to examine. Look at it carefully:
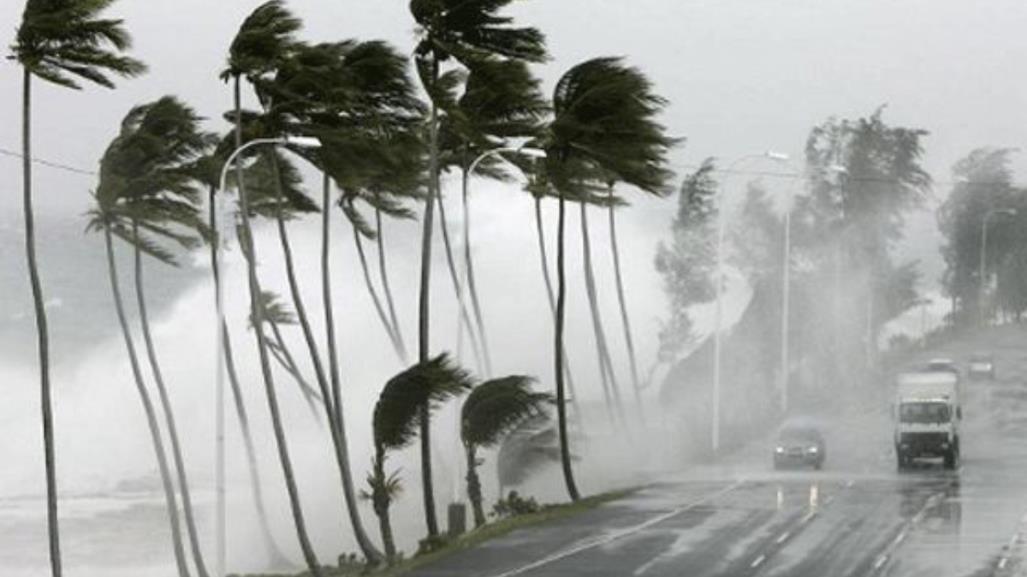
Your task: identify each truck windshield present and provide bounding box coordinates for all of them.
[899,402,951,424]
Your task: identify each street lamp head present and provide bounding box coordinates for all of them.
[1000,208,1018,216]
[284,135,322,149]
[765,151,790,161]
[517,147,547,159]
[827,164,848,174]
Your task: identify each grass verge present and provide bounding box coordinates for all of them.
[233,488,634,577]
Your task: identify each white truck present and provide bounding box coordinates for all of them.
[894,372,962,470]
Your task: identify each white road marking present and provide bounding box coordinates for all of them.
[998,557,1008,570]
[873,554,888,570]
[492,480,747,577]
[776,531,790,545]
[750,554,766,568]
[892,530,907,546]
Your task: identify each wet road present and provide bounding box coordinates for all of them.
[413,326,1027,577]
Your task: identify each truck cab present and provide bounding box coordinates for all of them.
[894,372,961,470]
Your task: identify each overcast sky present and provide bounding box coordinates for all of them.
[2,0,1027,284]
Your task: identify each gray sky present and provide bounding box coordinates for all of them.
[3,0,1027,292]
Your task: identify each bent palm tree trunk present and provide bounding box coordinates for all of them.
[132,224,210,577]
[460,169,494,379]
[533,197,581,423]
[104,227,191,577]
[22,70,62,577]
[319,173,384,564]
[436,188,487,376]
[580,202,623,425]
[375,208,408,363]
[464,445,486,528]
[234,78,322,576]
[554,192,580,502]
[418,79,441,537]
[352,211,405,361]
[606,191,644,416]
[207,187,289,567]
[370,450,397,563]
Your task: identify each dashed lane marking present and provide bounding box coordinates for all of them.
[750,554,766,569]
[490,480,748,577]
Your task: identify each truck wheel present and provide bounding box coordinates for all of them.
[943,450,957,470]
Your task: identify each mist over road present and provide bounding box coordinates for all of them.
[410,324,1027,577]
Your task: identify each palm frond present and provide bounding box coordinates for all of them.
[411,0,547,66]
[13,0,146,89]
[373,353,474,451]
[496,414,563,489]
[546,57,677,198]
[249,291,296,329]
[461,376,551,448]
[223,0,302,81]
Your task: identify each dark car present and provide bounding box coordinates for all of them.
[773,425,826,470]
[924,358,961,377]
[967,353,995,381]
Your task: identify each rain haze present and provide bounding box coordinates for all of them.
[3,1,1027,576]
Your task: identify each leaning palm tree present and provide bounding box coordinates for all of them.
[368,354,473,561]
[438,58,549,378]
[223,4,324,573]
[87,98,205,577]
[410,0,546,537]
[10,3,145,573]
[119,98,214,577]
[606,184,645,414]
[191,147,291,567]
[461,376,551,527]
[579,198,625,426]
[536,58,675,501]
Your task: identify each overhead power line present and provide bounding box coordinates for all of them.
[0,147,97,176]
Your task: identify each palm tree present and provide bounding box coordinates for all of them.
[536,58,675,501]
[368,354,473,561]
[606,185,645,415]
[255,38,425,564]
[120,98,214,577]
[223,4,323,572]
[580,199,624,425]
[10,3,145,573]
[461,376,551,527]
[192,147,291,567]
[439,58,549,378]
[88,98,205,577]
[410,0,546,536]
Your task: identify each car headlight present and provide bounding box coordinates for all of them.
[775,446,785,453]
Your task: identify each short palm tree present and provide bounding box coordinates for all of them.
[10,2,145,573]
[461,376,551,527]
[87,96,208,577]
[223,3,324,573]
[536,58,675,501]
[368,354,473,561]
[410,0,546,537]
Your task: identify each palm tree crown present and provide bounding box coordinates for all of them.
[462,376,551,448]
[12,0,146,88]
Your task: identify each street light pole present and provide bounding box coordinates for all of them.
[711,151,781,454]
[979,208,1017,325]
[214,135,320,577]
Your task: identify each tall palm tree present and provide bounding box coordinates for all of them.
[537,58,675,501]
[580,199,624,425]
[606,185,645,414]
[87,98,206,577]
[438,58,549,378]
[223,4,323,572]
[461,376,551,527]
[192,147,291,567]
[11,3,145,574]
[368,354,473,561]
[120,98,214,577]
[256,38,426,564]
[410,0,546,536]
